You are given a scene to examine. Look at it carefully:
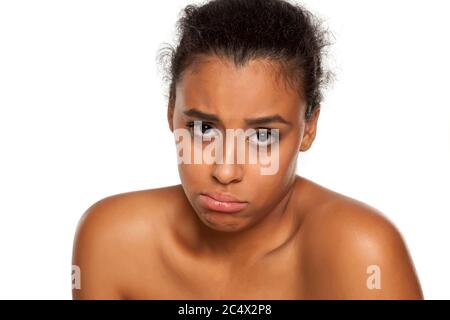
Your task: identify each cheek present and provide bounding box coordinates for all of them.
[247,138,300,194]
[259,131,301,174]
[280,127,302,165]
[178,163,210,187]
[245,148,297,191]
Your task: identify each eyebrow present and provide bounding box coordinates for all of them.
[183,108,292,126]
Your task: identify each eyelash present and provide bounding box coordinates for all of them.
[186,121,214,135]
[185,121,281,145]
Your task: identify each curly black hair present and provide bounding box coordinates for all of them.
[157,0,335,121]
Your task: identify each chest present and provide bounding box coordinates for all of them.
[126,244,307,299]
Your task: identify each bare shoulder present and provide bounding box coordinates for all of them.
[297,177,424,299]
[71,184,183,299]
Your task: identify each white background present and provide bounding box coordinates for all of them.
[0,0,449,299]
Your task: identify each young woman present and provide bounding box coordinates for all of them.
[72,0,423,299]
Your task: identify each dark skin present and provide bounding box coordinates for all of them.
[72,56,423,299]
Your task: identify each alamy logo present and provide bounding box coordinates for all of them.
[366,265,381,290]
[72,265,81,290]
[174,121,280,175]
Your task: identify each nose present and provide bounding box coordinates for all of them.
[211,135,244,185]
[212,162,244,185]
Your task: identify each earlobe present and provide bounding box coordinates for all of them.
[300,126,317,152]
[299,137,312,152]
[299,106,320,152]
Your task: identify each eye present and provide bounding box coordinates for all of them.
[248,128,280,147]
[187,121,220,139]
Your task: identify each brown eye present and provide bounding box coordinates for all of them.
[187,121,219,138]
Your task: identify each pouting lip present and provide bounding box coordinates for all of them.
[201,192,247,203]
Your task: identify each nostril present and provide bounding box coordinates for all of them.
[212,163,243,185]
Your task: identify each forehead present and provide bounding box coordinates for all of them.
[175,56,305,122]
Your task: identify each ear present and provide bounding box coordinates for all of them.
[167,105,174,133]
[300,106,320,152]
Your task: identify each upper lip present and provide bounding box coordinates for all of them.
[202,192,247,203]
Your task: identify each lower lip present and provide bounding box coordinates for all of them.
[198,194,249,213]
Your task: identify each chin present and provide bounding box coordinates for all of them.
[199,211,251,233]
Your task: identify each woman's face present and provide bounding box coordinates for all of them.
[168,56,319,232]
